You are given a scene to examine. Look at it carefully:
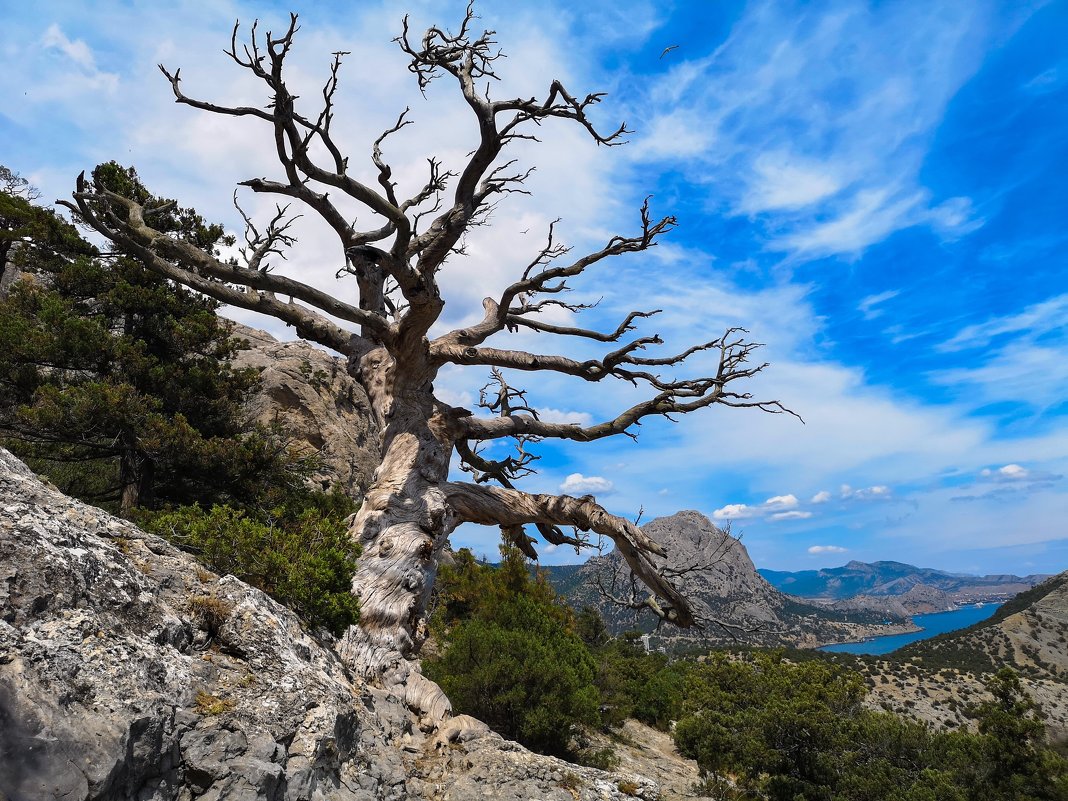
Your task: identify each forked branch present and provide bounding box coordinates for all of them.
[444,481,695,626]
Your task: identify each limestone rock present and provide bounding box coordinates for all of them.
[0,448,668,800]
[229,322,379,497]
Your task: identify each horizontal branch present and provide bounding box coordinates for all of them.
[62,174,373,356]
[447,328,797,441]
[436,201,674,349]
[443,481,694,626]
[504,309,661,341]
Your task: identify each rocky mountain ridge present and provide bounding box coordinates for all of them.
[759,560,1048,610]
[0,448,671,800]
[546,510,917,649]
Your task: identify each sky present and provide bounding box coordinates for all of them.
[2,0,1066,576]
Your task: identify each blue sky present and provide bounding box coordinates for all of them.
[2,0,1066,575]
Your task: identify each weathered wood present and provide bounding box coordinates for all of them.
[65,6,790,725]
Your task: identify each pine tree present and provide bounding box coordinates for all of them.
[0,163,299,513]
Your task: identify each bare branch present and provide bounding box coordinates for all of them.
[232,192,300,273]
[447,329,798,442]
[444,481,694,626]
[436,200,675,349]
[63,172,389,351]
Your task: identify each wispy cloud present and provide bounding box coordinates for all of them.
[625,1,994,258]
[771,510,813,522]
[841,484,891,500]
[939,293,1068,352]
[930,294,1068,411]
[40,23,118,92]
[858,290,901,320]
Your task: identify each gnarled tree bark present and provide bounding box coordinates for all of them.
[63,7,793,724]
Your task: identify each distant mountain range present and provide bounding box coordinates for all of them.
[758,561,1049,606]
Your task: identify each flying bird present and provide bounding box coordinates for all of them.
[659,45,679,59]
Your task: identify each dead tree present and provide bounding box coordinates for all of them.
[64,8,788,722]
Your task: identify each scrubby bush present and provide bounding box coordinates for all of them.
[142,490,360,636]
[424,547,600,756]
[674,655,1068,801]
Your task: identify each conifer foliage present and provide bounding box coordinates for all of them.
[0,163,296,513]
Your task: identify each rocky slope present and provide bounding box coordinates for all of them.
[760,560,1047,608]
[0,448,668,800]
[229,323,379,498]
[549,511,916,649]
[845,573,1068,741]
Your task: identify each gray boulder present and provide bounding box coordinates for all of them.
[0,449,662,800]
[229,323,379,498]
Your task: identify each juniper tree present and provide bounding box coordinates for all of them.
[65,8,787,721]
[0,166,292,513]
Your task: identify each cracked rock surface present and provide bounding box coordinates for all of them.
[229,323,379,499]
[0,449,662,801]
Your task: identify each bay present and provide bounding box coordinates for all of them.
[820,603,1002,655]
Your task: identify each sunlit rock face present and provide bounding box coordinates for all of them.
[0,448,666,801]
[230,322,379,498]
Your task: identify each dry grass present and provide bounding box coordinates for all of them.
[194,690,235,716]
[188,595,232,636]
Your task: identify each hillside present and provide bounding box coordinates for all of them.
[759,560,1047,609]
[545,510,917,649]
[835,572,1068,741]
[898,571,1068,679]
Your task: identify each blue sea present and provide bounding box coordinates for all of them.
[820,603,1002,655]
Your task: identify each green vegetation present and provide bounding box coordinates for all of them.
[592,633,688,730]
[141,490,360,636]
[424,547,601,756]
[898,574,1068,675]
[427,550,695,755]
[1,162,362,636]
[0,162,300,514]
[675,653,1068,800]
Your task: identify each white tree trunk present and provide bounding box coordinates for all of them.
[336,354,456,722]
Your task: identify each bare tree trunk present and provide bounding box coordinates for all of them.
[336,354,456,722]
[118,437,140,516]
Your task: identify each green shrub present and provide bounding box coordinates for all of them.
[142,492,360,636]
[424,547,600,756]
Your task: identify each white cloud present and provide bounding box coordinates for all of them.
[764,494,799,509]
[625,1,993,258]
[981,464,1030,482]
[535,407,595,427]
[712,503,756,520]
[714,494,802,521]
[939,293,1068,352]
[40,23,118,92]
[811,490,832,504]
[858,290,901,321]
[42,24,97,71]
[808,545,849,554]
[770,511,813,522]
[931,342,1068,410]
[741,152,842,212]
[840,484,891,500]
[559,473,615,495]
